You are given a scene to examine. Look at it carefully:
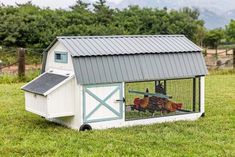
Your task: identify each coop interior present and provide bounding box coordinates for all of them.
[125,78,200,120]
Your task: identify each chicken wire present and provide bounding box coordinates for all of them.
[125,78,200,120]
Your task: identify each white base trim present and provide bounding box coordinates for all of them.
[47,112,75,119]
[26,107,74,119]
[48,112,203,130]
[26,108,46,117]
[90,113,202,130]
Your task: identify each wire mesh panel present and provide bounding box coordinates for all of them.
[125,78,200,121]
[166,78,199,112]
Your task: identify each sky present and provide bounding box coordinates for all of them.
[0,0,123,9]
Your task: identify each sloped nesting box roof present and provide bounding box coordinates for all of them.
[43,35,207,84]
[22,73,69,95]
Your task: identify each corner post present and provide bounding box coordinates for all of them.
[233,48,235,70]
[193,78,196,112]
[199,76,205,116]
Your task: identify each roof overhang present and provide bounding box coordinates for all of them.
[21,70,74,96]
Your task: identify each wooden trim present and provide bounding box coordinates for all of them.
[83,83,123,123]
[54,51,68,63]
[84,87,120,120]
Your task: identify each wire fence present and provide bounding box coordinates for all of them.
[0,47,42,74]
[0,61,19,70]
[0,46,43,69]
[0,47,234,74]
[204,48,235,70]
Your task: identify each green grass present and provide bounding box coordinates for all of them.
[0,70,40,84]
[0,74,235,156]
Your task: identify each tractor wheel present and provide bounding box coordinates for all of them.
[79,124,92,131]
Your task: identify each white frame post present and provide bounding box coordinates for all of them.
[200,76,205,115]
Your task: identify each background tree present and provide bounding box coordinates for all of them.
[0,0,207,49]
[226,20,235,43]
[204,29,224,54]
[194,24,206,46]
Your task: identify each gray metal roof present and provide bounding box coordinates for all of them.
[22,73,68,95]
[41,35,207,84]
[73,52,207,84]
[57,35,202,57]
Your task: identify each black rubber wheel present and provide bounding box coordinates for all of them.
[201,112,205,117]
[79,124,92,131]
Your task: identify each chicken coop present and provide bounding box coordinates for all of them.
[22,35,207,131]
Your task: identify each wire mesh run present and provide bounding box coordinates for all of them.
[125,78,200,120]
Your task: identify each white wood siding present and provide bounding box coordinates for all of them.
[25,78,75,119]
[48,82,83,130]
[47,78,75,118]
[25,92,47,117]
[45,41,74,72]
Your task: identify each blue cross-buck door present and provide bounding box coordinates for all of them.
[83,83,123,123]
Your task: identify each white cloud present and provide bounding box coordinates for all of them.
[0,0,124,9]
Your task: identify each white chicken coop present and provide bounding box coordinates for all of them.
[22,35,207,131]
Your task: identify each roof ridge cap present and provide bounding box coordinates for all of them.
[57,34,185,39]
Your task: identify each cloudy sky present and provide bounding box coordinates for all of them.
[0,0,122,8]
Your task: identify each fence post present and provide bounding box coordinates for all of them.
[18,48,25,77]
[215,48,218,59]
[204,49,207,57]
[233,48,235,69]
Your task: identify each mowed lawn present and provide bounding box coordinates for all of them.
[0,74,235,156]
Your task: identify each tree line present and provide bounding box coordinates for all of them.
[0,0,235,50]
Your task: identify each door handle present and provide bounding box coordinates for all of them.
[116,98,125,103]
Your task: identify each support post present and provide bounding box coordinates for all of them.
[154,81,157,93]
[199,77,201,112]
[233,48,235,69]
[154,81,160,93]
[199,77,205,116]
[164,80,167,94]
[192,78,196,112]
[18,48,25,77]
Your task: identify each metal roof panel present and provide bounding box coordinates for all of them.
[57,35,202,57]
[73,52,207,84]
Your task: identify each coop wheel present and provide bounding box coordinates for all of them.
[201,113,205,117]
[79,124,92,131]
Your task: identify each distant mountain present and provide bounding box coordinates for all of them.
[107,0,235,29]
[224,9,235,20]
[199,9,229,29]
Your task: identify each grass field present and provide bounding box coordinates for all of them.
[0,74,235,156]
